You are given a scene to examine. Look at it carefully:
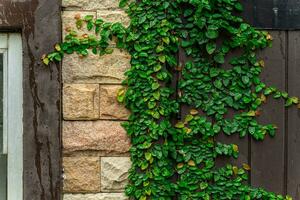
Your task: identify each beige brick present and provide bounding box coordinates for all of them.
[101,157,131,192]
[63,121,130,155]
[63,157,100,193]
[63,84,100,120]
[63,49,130,84]
[99,85,130,120]
[97,10,130,27]
[62,0,121,10]
[64,193,128,200]
[62,11,96,39]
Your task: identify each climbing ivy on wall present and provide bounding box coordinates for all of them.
[44,0,298,199]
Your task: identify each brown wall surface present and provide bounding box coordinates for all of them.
[0,0,62,199]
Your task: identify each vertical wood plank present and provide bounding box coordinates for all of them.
[251,31,286,194]
[287,31,300,199]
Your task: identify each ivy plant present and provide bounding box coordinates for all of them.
[44,0,297,199]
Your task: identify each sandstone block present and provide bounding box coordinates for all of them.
[64,193,128,200]
[63,157,100,193]
[63,84,100,120]
[101,157,131,192]
[63,49,130,84]
[62,0,121,10]
[99,85,130,120]
[62,11,96,38]
[63,121,130,155]
[97,10,130,27]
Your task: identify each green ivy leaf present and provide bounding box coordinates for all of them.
[153,91,160,100]
[235,2,243,11]
[158,55,166,63]
[154,65,162,72]
[145,152,152,161]
[242,76,250,85]
[206,30,218,39]
[119,0,128,8]
[162,37,170,44]
[175,122,185,129]
[206,42,216,54]
[139,15,147,24]
[163,2,170,9]
[214,53,225,64]
[141,162,149,170]
[210,68,219,77]
[148,101,156,109]
[213,124,221,134]
[200,182,208,190]
[156,45,164,53]
[151,82,160,90]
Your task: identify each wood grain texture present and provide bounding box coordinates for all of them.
[287,31,300,199]
[0,0,62,199]
[251,31,286,194]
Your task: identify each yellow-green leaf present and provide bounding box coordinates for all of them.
[145,152,152,161]
[175,122,185,129]
[188,160,196,167]
[177,163,184,169]
[42,57,50,65]
[243,163,251,171]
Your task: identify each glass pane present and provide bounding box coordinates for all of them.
[0,53,6,199]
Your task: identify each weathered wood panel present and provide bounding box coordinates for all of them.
[287,31,300,199]
[0,0,62,200]
[179,30,300,199]
[251,31,287,194]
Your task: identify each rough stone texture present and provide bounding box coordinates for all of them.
[63,84,100,120]
[101,157,131,192]
[64,193,128,200]
[62,11,96,38]
[63,157,101,193]
[97,10,130,27]
[63,49,130,84]
[100,85,130,120]
[62,0,132,196]
[63,121,131,155]
[62,0,121,10]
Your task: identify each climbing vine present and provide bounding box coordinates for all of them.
[44,0,298,199]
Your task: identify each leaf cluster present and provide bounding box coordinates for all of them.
[44,0,298,199]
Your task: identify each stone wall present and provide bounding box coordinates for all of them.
[62,1,131,199]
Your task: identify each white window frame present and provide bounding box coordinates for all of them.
[0,33,23,200]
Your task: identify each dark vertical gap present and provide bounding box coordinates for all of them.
[283,30,289,195]
[177,47,185,121]
[253,0,258,27]
[248,134,252,185]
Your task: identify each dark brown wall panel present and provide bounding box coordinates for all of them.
[287,31,300,199]
[179,29,300,199]
[251,31,287,194]
[0,0,62,199]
